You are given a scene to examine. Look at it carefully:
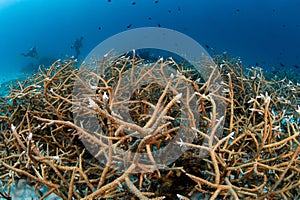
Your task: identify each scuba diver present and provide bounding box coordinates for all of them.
[71,36,83,58]
[21,46,39,59]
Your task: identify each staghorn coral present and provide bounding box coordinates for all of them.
[0,52,299,200]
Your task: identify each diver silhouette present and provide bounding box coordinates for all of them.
[71,36,83,58]
[21,46,39,59]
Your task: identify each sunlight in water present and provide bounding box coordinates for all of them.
[0,0,21,9]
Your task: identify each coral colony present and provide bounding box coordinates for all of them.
[0,52,299,199]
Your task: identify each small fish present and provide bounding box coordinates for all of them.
[282,24,286,28]
[236,9,240,12]
[155,0,158,4]
[294,65,299,69]
[178,6,181,11]
[280,63,285,67]
[98,26,102,30]
[148,17,152,20]
[127,24,132,28]
[132,2,136,5]
[108,0,111,2]
[168,10,171,13]
[205,44,209,49]
[157,23,161,27]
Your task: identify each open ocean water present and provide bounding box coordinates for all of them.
[0,0,300,199]
[0,0,300,85]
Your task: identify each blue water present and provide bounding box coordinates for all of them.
[0,0,300,84]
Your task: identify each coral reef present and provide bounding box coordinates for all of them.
[0,52,299,199]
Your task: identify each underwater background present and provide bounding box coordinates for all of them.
[0,0,300,84]
[0,1,300,199]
